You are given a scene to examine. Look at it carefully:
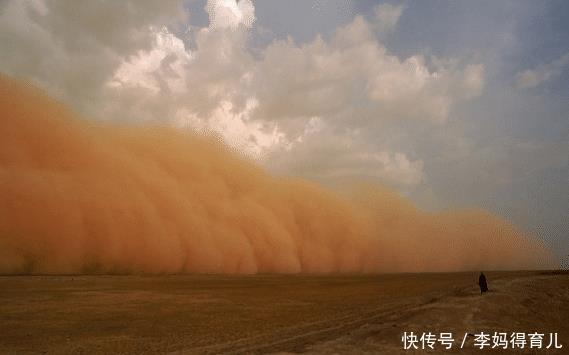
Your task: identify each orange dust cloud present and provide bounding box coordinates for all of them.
[0,76,553,274]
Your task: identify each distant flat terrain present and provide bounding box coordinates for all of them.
[0,271,567,354]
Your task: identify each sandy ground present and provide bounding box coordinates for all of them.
[0,271,567,354]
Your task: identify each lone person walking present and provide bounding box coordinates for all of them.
[478,272,488,294]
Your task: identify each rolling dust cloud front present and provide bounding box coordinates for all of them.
[0,76,553,274]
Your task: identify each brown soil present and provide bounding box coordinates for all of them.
[0,271,567,354]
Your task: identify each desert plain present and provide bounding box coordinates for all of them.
[0,271,567,354]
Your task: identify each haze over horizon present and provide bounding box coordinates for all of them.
[0,0,567,266]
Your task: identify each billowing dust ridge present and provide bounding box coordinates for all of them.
[0,76,553,274]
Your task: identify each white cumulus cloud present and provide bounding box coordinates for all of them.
[205,0,255,30]
[0,0,485,191]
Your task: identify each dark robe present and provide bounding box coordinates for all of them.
[478,273,488,293]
